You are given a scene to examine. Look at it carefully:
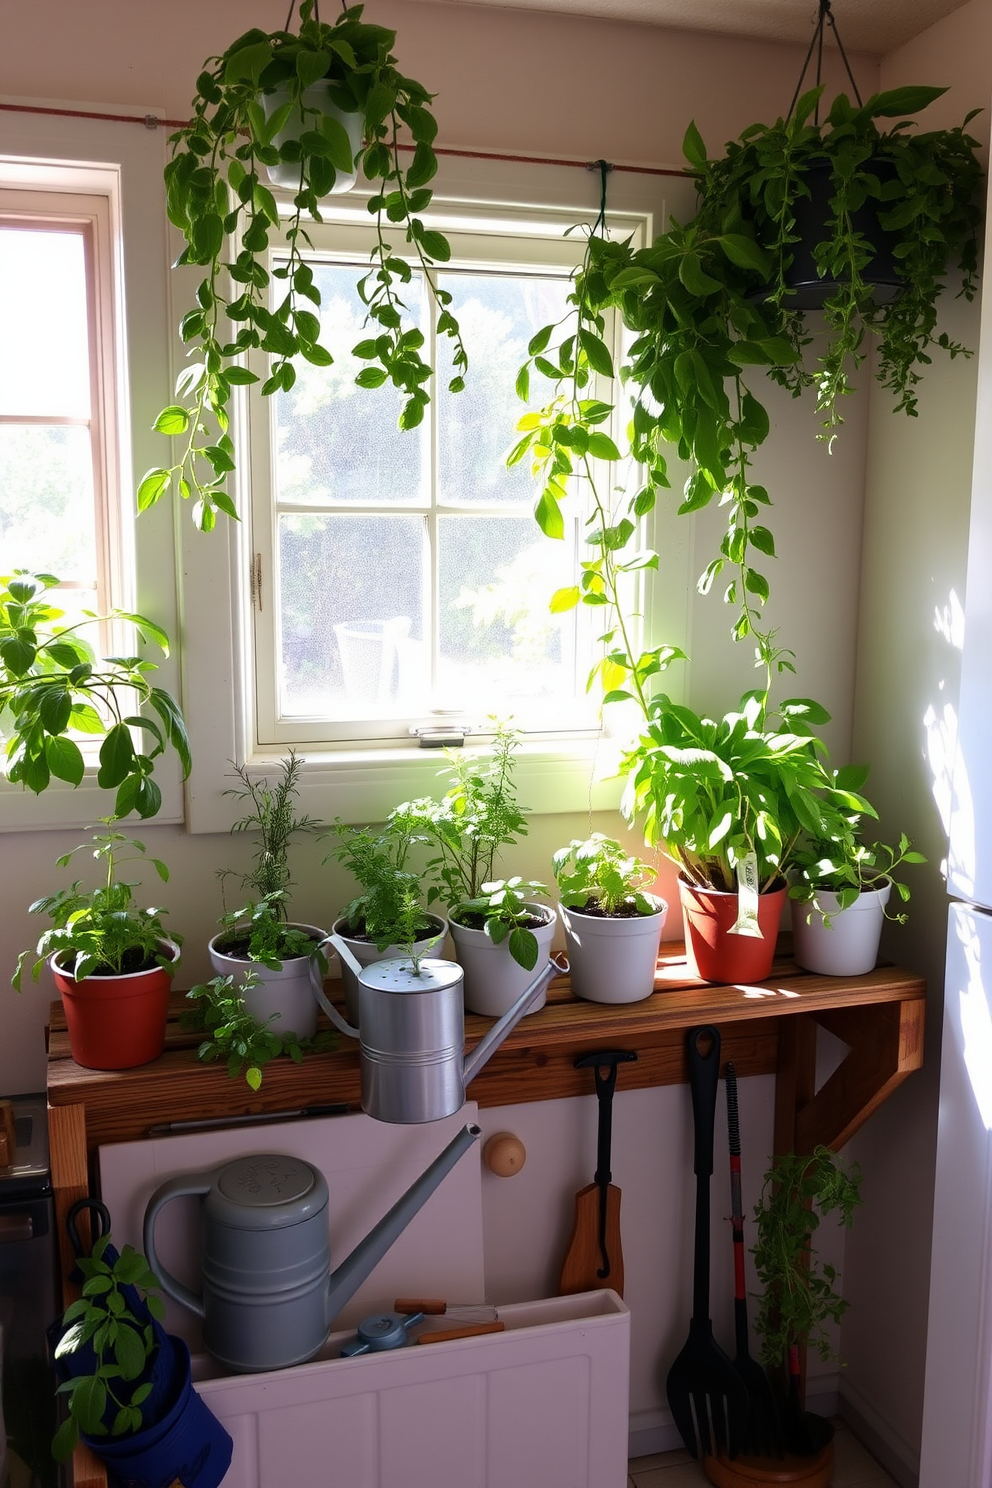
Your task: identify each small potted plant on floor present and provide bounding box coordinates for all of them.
[209,752,326,1038]
[324,810,446,1022]
[13,821,180,1070]
[553,833,667,1004]
[52,1214,232,1485]
[622,692,870,984]
[789,803,925,976]
[145,0,467,530]
[399,723,556,1016]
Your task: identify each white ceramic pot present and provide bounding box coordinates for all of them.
[208,923,327,1040]
[448,904,556,1018]
[791,884,891,976]
[330,914,448,1026]
[558,895,668,1004]
[261,82,363,193]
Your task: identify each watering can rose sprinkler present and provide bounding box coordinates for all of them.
[311,933,567,1125]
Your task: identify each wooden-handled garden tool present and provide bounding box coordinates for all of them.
[559,1049,637,1297]
[666,1026,749,1461]
[724,1060,782,1457]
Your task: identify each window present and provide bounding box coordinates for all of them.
[247,205,642,748]
[0,114,182,829]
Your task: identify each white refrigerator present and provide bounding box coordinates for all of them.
[919,208,992,1487]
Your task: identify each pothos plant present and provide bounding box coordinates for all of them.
[512,86,981,667]
[146,0,467,529]
[0,571,190,817]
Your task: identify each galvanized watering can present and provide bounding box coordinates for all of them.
[143,1123,481,1373]
[312,936,565,1124]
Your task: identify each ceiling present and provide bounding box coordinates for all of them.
[428,0,967,56]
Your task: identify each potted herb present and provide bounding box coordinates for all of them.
[324,812,445,1022]
[143,0,467,530]
[0,570,189,817]
[789,820,925,977]
[399,723,556,1016]
[553,833,667,1004]
[209,753,326,1038]
[184,971,333,1090]
[622,692,870,984]
[51,1217,232,1484]
[13,822,179,1070]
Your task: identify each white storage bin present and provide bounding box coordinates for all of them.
[192,1289,630,1488]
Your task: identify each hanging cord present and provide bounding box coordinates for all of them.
[587,158,613,238]
[283,0,327,27]
[787,0,863,123]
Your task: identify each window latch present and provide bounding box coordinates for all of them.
[410,725,471,749]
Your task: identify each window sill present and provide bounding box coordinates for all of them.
[185,736,625,835]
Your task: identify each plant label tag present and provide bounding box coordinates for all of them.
[729,852,762,938]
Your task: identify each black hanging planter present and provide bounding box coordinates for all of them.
[775,158,904,310]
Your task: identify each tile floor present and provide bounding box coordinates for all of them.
[628,1421,898,1487]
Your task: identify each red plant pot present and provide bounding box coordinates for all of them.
[679,879,787,985]
[51,942,178,1071]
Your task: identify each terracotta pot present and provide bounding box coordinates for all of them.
[791,884,890,976]
[703,1440,833,1488]
[449,903,555,1017]
[208,924,327,1041]
[52,941,178,1071]
[558,895,667,1004]
[679,879,786,984]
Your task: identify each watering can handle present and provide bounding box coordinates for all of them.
[462,953,569,1087]
[310,935,360,1039]
[143,1172,215,1318]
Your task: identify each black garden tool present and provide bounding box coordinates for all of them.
[666,1026,749,1460]
[724,1061,783,1457]
[559,1049,637,1297]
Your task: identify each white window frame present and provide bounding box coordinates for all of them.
[0,103,183,830]
[180,155,698,833]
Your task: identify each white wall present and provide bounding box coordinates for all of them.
[843,3,992,1480]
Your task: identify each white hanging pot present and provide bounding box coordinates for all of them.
[558,894,668,1004]
[791,884,891,977]
[448,904,556,1018]
[208,923,328,1040]
[261,82,363,193]
[330,913,447,1026]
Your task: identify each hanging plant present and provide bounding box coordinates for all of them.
[143,0,467,530]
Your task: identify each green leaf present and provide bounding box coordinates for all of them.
[578,329,614,379]
[535,490,564,539]
[682,119,707,168]
[719,234,769,274]
[137,469,172,512]
[418,230,451,262]
[296,47,331,88]
[550,586,580,613]
[678,251,722,296]
[355,367,388,388]
[587,432,620,461]
[97,723,136,789]
[153,406,190,436]
[507,926,538,971]
[44,736,85,786]
[318,112,356,174]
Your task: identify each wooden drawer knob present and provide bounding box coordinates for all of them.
[484,1132,526,1177]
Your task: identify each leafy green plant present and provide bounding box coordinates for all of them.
[145,0,466,529]
[325,813,438,954]
[399,721,530,907]
[0,570,190,817]
[454,877,551,972]
[790,825,925,924]
[184,972,333,1089]
[751,1145,862,1369]
[621,692,871,895]
[515,87,981,663]
[222,750,320,907]
[553,833,657,916]
[51,1235,165,1461]
[214,890,324,970]
[13,822,177,988]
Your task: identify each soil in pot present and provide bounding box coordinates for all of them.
[52,942,178,1071]
[679,880,787,984]
[559,895,667,1004]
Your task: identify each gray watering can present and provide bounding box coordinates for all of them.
[312,936,566,1124]
[143,1122,480,1373]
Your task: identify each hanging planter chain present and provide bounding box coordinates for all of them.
[787,0,863,123]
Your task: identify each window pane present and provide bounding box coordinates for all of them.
[278,513,427,718]
[437,514,593,723]
[273,261,426,507]
[0,424,96,580]
[436,273,571,507]
[0,227,90,418]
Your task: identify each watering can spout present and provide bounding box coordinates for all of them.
[462,955,567,1087]
[325,1123,482,1326]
